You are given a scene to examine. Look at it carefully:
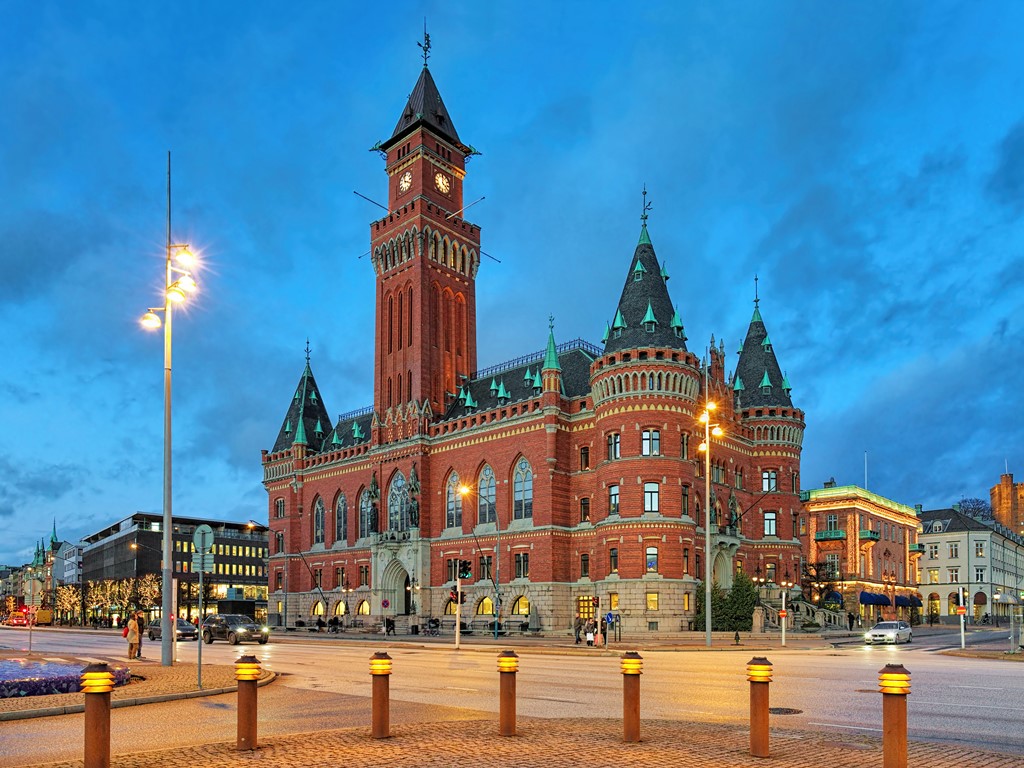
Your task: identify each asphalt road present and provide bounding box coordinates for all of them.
[2,626,1022,765]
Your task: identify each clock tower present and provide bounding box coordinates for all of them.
[370,53,481,435]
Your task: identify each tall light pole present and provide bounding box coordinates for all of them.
[139,152,199,667]
[698,399,723,648]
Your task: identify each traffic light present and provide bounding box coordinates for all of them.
[460,592,467,604]
[458,559,472,579]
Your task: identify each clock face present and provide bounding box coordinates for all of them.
[398,171,412,194]
[434,172,451,194]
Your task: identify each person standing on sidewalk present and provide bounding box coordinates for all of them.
[126,613,139,661]
[135,611,145,659]
[573,613,583,644]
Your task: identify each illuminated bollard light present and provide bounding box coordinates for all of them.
[620,651,643,743]
[746,657,773,758]
[879,664,911,768]
[370,651,393,739]
[81,662,115,768]
[235,655,261,751]
[497,650,519,736]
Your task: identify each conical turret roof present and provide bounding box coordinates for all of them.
[383,65,465,151]
[603,225,687,355]
[735,298,794,409]
[271,351,332,453]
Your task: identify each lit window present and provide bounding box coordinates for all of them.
[446,473,463,529]
[641,430,661,456]
[608,485,619,516]
[607,433,620,460]
[609,547,618,574]
[646,546,659,573]
[646,592,659,610]
[761,470,777,492]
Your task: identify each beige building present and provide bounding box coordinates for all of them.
[991,473,1024,538]
[800,485,922,623]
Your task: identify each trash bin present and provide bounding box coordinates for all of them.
[411,624,419,635]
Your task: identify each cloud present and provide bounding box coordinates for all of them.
[987,120,1024,210]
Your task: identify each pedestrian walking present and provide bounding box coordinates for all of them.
[135,612,145,658]
[847,611,855,631]
[573,613,583,644]
[126,613,140,661]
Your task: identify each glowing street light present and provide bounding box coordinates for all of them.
[138,153,200,667]
[698,400,723,648]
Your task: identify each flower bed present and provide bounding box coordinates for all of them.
[0,660,131,698]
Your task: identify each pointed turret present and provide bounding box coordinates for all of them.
[603,222,688,355]
[270,347,333,453]
[735,290,794,409]
[383,63,467,152]
[542,316,563,395]
[50,519,59,546]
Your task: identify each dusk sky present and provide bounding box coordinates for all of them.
[2,2,1022,566]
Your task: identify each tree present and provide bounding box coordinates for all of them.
[957,497,992,520]
[136,574,161,610]
[55,585,81,622]
[694,574,759,632]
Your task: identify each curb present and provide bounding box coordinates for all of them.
[0,671,276,722]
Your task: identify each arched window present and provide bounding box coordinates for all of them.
[357,600,371,616]
[388,473,410,532]
[311,600,325,616]
[446,472,463,529]
[476,596,494,615]
[444,598,457,615]
[511,596,530,615]
[333,601,347,616]
[478,465,496,524]
[359,490,373,538]
[335,494,347,544]
[312,497,325,545]
[513,458,533,520]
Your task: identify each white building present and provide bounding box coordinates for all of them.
[919,506,1024,622]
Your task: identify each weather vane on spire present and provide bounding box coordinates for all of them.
[418,20,431,67]
[305,338,311,363]
[641,184,652,224]
[548,314,555,332]
[753,274,759,308]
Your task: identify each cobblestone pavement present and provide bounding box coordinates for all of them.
[16,717,1024,768]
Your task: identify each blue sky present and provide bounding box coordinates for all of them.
[2,1,1022,566]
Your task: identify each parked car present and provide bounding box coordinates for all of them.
[5,614,29,627]
[864,620,912,644]
[201,614,270,645]
[148,618,200,642]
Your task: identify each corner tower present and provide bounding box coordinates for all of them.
[370,39,481,431]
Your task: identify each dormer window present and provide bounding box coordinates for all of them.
[760,370,771,395]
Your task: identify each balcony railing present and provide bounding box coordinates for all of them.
[815,529,846,541]
[908,543,925,553]
[859,529,881,542]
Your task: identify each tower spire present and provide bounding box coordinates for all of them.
[418,20,431,68]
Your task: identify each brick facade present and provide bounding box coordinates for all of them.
[262,60,807,635]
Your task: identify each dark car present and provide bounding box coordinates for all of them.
[201,614,270,645]
[148,618,200,642]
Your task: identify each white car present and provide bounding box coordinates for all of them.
[864,620,912,644]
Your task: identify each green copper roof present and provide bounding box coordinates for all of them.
[759,370,771,388]
[464,390,478,408]
[532,370,542,389]
[602,322,610,344]
[752,306,763,323]
[352,422,364,440]
[497,381,510,399]
[782,373,792,392]
[641,301,657,326]
[632,260,647,277]
[284,419,292,434]
[294,417,308,445]
[761,334,772,349]
[670,308,683,329]
[543,321,561,371]
[51,519,58,545]
[489,377,498,393]
[331,429,343,446]
[612,309,627,330]
[523,366,533,384]
[660,263,669,281]
[314,418,323,436]
[638,223,652,246]
[734,376,745,392]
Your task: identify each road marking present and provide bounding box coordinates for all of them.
[950,685,1003,691]
[808,722,882,733]
[914,700,1019,711]
[443,686,477,692]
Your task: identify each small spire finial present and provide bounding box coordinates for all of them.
[641,184,652,224]
[548,314,555,332]
[418,20,431,68]
[754,274,760,308]
[304,338,311,364]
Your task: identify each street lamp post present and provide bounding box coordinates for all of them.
[698,399,723,648]
[139,152,199,667]
[779,570,794,647]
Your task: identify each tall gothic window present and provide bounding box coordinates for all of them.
[478,465,496,524]
[335,493,347,544]
[388,473,410,532]
[446,472,463,529]
[513,458,533,520]
[359,490,373,538]
[312,496,325,545]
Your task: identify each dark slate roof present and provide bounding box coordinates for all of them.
[384,66,463,151]
[324,409,374,452]
[270,361,333,454]
[442,340,600,420]
[919,508,999,535]
[734,304,794,409]
[602,225,687,355]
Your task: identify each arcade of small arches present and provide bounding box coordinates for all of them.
[373,225,479,278]
[926,590,992,620]
[592,369,700,402]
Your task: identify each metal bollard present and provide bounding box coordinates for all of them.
[620,651,643,743]
[235,655,261,751]
[747,657,773,758]
[369,651,393,739]
[879,664,911,768]
[497,650,519,736]
[81,663,114,768]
